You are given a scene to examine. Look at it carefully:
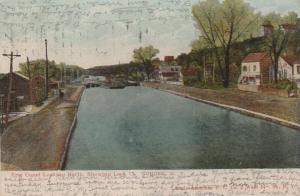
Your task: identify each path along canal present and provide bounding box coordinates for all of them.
[65,87,300,169]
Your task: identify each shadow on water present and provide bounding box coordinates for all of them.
[65,87,300,170]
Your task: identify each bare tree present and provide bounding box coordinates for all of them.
[266,29,290,83]
[192,0,259,87]
[264,11,298,83]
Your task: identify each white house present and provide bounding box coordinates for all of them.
[239,52,270,86]
[238,52,275,92]
[83,75,106,85]
[293,59,300,88]
[278,56,294,80]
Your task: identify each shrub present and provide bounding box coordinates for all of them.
[271,79,297,91]
[183,77,198,86]
[34,96,46,107]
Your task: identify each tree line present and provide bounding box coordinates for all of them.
[18,59,85,81]
[131,0,300,87]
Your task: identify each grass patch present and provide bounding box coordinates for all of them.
[185,81,237,90]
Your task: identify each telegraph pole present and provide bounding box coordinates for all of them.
[45,39,49,98]
[203,55,206,83]
[26,57,31,80]
[60,65,63,83]
[2,52,21,128]
[27,57,33,103]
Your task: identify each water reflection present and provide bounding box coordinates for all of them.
[65,87,300,170]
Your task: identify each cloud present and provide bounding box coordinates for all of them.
[1,0,299,73]
[245,0,300,15]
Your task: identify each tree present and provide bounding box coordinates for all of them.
[264,12,298,83]
[192,0,259,87]
[19,59,58,79]
[132,45,159,79]
[191,37,210,51]
[19,60,84,81]
[266,29,289,83]
[282,11,298,24]
[176,53,191,68]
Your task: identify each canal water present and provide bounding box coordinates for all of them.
[65,87,300,170]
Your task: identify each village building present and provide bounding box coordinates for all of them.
[0,72,31,112]
[281,23,297,34]
[238,51,300,92]
[160,72,183,84]
[148,56,183,84]
[181,67,199,85]
[0,72,57,113]
[164,56,175,63]
[159,57,183,84]
[49,80,61,90]
[181,67,198,78]
[262,21,296,36]
[262,20,274,36]
[238,52,272,92]
[292,58,300,88]
[278,56,294,80]
[30,75,45,103]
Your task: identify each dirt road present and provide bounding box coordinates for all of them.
[1,85,84,170]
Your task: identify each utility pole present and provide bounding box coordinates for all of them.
[2,52,21,128]
[60,65,63,83]
[26,57,31,80]
[213,62,215,84]
[203,55,206,83]
[45,39,49,98]
[27,57,33,103]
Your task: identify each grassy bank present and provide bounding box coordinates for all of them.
[144,82,300,127]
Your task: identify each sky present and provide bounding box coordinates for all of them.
[0,0,299,73]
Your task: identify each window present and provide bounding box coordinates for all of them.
[279,70,282,78]
[243,66,247,72]
[284,70,287,78]
[253,65,256,72]
[297,66,300,74]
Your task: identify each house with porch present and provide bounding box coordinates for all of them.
[238,52,272,92]
[238,51,299,92]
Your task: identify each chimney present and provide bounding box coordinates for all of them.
[262,20,274,36]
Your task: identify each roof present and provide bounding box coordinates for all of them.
[162,72,180,77]
[262,20,273,27]
[14,72,29,80]
[0,72,30,81]
[281,56,295,66]
[242,52,269,63]
[164,56,175,62]
[281,23,296,30]
[181,68,198,76]
[32,75,45,80]
[294,59,300,64]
